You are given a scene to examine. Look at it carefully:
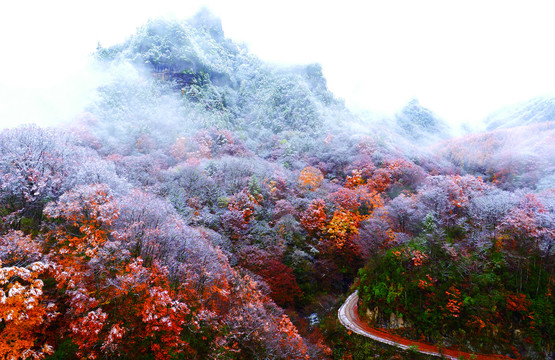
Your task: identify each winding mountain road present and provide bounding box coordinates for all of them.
[338,291,512,360]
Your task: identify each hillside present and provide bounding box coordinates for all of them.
[435,121,555,190]
[0,10,553,360]
[485,96,555,131]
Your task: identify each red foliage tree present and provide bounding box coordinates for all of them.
[300,199,327,235]
[238,247,302,307]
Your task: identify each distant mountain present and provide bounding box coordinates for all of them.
[484,96,555,131]
[395,99,451,140]
[93,9,462,152]
[96,9,343,134]
[435,121,555,190]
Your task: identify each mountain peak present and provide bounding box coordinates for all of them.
[189,7,224,40]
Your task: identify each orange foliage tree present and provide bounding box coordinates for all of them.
[0,230,57,359]
[0,261,55,359]
[44,183,119,261]
[298,166,324,191]
[325,170,385,249]
[326,209,361,249]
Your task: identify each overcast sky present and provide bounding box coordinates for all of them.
[1,0,554,128]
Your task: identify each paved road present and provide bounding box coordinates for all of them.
[338,291,512,360]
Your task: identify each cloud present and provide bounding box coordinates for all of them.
[0,57,104,128]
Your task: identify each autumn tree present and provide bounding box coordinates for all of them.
[0,230,55,358]
[298,166,324,192]
[238,247,302,307]
[324,170,385,249]
[386,192,422,234]
[0,125,75,227]
[300,199,327,235]
[222,273,309,359]
[366,159,415,193]
[96,258,197,359]
[44,184,119,261]
[170,136,188,161]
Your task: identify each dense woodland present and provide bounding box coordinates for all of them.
[0,10,553,359]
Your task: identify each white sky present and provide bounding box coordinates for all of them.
[0,0,554,128]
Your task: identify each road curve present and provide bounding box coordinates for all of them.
[338,291,512,360]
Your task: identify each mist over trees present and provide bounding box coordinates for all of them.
[1,9,553,360]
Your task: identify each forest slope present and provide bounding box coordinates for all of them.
[0,9,553,360]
